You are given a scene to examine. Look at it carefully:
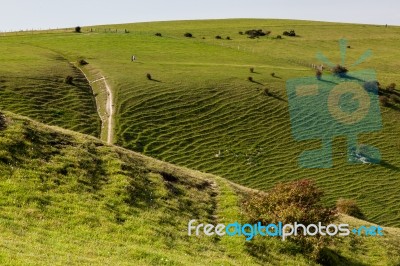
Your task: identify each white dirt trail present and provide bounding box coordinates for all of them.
[90,77,114,144]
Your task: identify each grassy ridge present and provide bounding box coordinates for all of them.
[0,43,100,136]
[1,19,400,227]
[1,111,399,265]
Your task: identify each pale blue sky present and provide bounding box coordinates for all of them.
[1,0,399,31]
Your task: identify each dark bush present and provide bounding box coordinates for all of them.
[75,26,81,33]
[79,59,88,66]
[155,33,162,37]
[245,29,270,38]
[226,36,231,40]
[184,32,193,38]
[215,35,222,39]
[283,30,296,37]
[379,95,389,106]
[239,31,243,35]
[390,94,400,104]
[249,67,254,73]
[0,112,7,130]
[65,76,74,85]
[248,76,254,82]
[332,64,348,76]
[336,198,364,219]
[242,179,337,261]
[387,83,396,92]
[276,35,282,39]
[146,73,152,80]
[316,69,322,80]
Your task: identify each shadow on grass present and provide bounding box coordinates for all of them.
[266,92,286,102]
[380,160,400,171]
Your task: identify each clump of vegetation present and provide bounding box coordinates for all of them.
[390,94,400,104]
[146,73,152,80]
[263,88,270,96]
[226,36,231,40]
[65,76,74,85]
[332,64,348,76]
[155,33,162,37]
[283,30,296,37]
[249,67,254,73]
[336,198,364,219]
[242,179,337,261]
[316,69,322,80]
[75,26,81,33]
[124,29,130,33]
[238,31,243,35]
[0,112,7,130]
[276,35,282,39]
[184,32,193,38]
[215,35,222,39]
[245,29,270,38]
[248,76,254,82]
[379,95,389,106]
[386,83,396,92]
[78,59,88,66]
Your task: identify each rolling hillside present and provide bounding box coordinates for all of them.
[0,111,400,265]
[1,19,400,228]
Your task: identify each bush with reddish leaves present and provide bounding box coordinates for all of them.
[242,179,337,260]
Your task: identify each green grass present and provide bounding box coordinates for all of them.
[2,19,398,227]
[0,43,100,136]
[1,111,399,265]
[2,18,400,222]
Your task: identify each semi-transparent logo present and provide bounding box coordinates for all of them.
[286,39,382,168]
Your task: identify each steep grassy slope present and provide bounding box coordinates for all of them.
[0,111,399,265]
[1,19,400,227]
[0,43,100,136]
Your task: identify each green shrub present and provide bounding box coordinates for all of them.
[336,198,364,219]
[387,83,396,92]
[379,95,389,106]
[283,30,296,36]
[65,76,74,85]
[0,112,7,130]
[242,179,337,261]
[390,94,400,103]
[245,29,270,38]
[332,64,348,76]
[79,59,88,66]
[316,69,322,80]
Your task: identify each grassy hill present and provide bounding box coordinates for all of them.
[2,19,400,227]
[0,111,400,265]
[0,43,101,136]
